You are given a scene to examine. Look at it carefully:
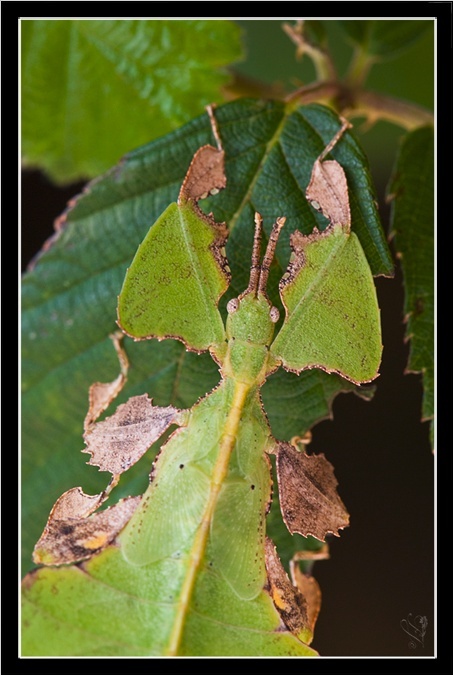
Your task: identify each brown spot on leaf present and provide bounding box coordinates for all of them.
[276,442,349,541]
[178,145,226,204]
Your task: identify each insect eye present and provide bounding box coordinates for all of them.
[227,298,240,314]
[269,306,280,323]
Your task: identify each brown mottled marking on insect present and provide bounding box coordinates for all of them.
[275,442,349,541]
[290,561,322,637]
[178,144,225,204]
[84,332,129,431]
[83,394,180,475]
[33,495,141,565]
[264,537,308,636]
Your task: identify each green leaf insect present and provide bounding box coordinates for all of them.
[22,108,382,657]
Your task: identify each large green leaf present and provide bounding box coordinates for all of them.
[22,545,317,656]
[262,367,375,441]
[338,19,432,59]
[388,126,434,442]
[21,19,242,182]
[22,99,392,575]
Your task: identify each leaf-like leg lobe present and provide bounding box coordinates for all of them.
[275,442,349,541]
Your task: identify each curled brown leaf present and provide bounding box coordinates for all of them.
[306,159,351,229]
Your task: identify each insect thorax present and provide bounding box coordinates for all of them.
[223,294,277,385]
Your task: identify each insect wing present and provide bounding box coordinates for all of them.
[210,459,270,601]
[271,225,382,384]
[118,201,229,352]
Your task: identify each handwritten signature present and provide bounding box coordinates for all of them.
[400,613,428,649]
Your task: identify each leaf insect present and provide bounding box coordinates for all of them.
[33,106,382,653]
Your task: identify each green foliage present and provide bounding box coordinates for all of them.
[388,126,434,431]
[338,19,432,58]
[21,19,242,182]
[22,105,364,655]
[22,546,316,656]
[21,18,434,657]
[22,99,389,575]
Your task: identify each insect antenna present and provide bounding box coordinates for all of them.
[245,213,264,296]
[243,213,286,297]
[258,216,286,294]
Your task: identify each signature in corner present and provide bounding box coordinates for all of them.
[400,613,428,649]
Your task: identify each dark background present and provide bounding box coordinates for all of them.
[21,19,435,658]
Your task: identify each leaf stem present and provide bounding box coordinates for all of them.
[345,46,377,88]
[285,82,433,131]
[229,19,433,134]
[282,20,336,82]
[346,90,434,130]
[285,81,339,108]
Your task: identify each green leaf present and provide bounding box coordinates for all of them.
[22,99,390,573]
[388,126,434,439]
[21,19,242,183]
[262,360,375,441]
[338,19,432,59]
[22,546,317,656]
[23,332,331,654]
